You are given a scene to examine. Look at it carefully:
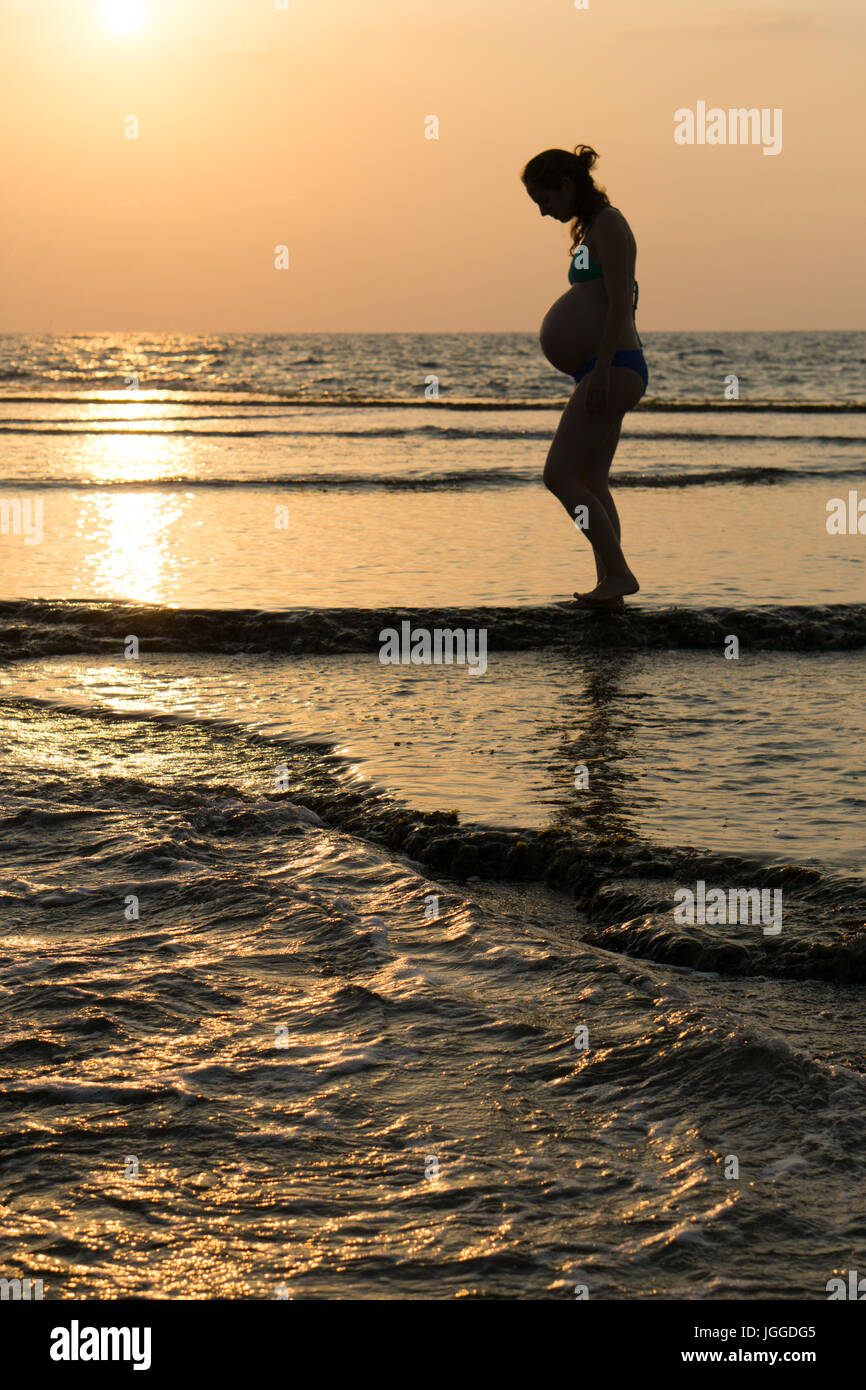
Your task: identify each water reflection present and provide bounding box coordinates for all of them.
[542,647,660,841]
[82,423,186,484]
[76,489,189,602]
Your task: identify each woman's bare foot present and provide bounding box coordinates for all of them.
[572,591,625,609]
[576,571,639,605]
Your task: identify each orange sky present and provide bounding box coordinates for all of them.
[0,0,862,332]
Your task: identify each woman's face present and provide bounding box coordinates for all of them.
[526,178,575,222]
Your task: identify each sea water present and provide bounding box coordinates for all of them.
[0,331,864,1298]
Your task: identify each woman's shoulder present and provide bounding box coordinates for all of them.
[593,205,635,243]
[595,205,627,228]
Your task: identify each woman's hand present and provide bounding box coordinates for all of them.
[584,364,610,414]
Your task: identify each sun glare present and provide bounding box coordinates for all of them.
[101,0,147,37]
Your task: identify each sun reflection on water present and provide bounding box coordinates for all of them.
[72,431,197,602]
[81,427,186,484]
[77,490,190,603]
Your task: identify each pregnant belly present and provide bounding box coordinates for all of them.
[539,285,607,375]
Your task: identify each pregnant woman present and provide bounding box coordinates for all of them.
[522,145,647,608]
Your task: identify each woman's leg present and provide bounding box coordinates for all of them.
[543,371,639,598]
[579,419,622,584]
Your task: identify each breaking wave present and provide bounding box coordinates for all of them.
[2,598,865,664]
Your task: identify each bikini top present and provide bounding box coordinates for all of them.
[568,245,640,317]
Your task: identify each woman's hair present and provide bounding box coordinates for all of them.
[521,144,610,255]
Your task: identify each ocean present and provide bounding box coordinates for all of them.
[1,330,865,1299]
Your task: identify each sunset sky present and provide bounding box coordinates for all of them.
[0,0,861,332]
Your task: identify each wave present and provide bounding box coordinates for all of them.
[1,392,865,412]
[2,598,865,664]
[3,688,863,971]
[0,463,862,493]
[581,912,866,983]
[0,419,864,446]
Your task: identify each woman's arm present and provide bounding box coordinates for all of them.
[592,208,634,365]
[584,209,635,412]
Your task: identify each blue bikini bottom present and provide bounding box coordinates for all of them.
[573,348,648,391]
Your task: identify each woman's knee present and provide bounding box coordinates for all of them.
[543,467,563,497]
[579,462,610,494]
[546,457,602,498]
[543,454,567,493]
[544,411,621,494]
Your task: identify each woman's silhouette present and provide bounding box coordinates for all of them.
[522,146,646,608]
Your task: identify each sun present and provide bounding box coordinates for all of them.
[101,0,148,36]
